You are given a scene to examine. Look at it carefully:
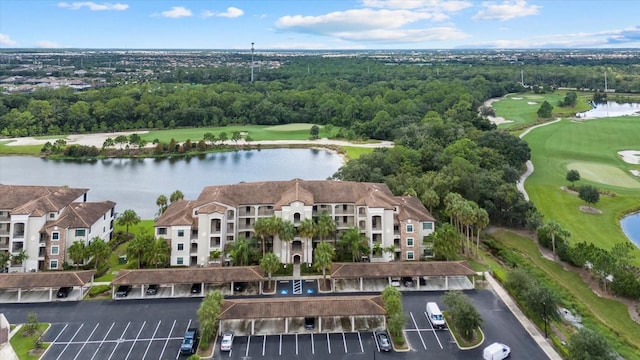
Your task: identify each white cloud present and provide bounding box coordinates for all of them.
[0,33,17,46]
[219,7,244,18]
[463,29,635,48]
[57,2,128,11]
[160,6,192,18]
[360,0,472,12]
[35,40,61,48]
[333,27,469,42]
[473,0,540,21]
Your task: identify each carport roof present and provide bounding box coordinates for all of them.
[219,295,385,320]
[330,261,476,279]
[0,270,96,289]
[110,266,264,286]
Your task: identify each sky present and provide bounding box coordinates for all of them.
[1,0,639,50]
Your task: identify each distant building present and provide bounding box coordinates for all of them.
[154,179,435,267]
[0,185,115,272]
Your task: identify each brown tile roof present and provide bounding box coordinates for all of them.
[396,196,435,222]
[47,201,115,229]
[155,199,195,227]
[110,266,265,286]
[330,261,476,279]
[0,270,96,289]
[0,185,88,216]
[219,295,385,320]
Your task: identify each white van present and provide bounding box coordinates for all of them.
[483,342,511,360]
[426,302,446,329]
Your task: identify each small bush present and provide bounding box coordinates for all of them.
[88,285,110,297]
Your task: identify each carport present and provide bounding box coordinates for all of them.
[218,295,386,335]
[0,270,95,303]
[110,266,264,299]
[330,261,477,292]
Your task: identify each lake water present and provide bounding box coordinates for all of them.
[0,149,343,219]
[621,212,640,249]
[576,101,640,119]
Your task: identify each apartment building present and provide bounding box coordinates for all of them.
[0,185,116,272]
[154,179,435,267]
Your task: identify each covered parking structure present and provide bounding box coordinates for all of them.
[0,270,95,303]
[330,261,477,292]
[218,295,386,335]
[110,266,264,299]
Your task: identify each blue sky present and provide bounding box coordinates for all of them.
[1,0,639,49]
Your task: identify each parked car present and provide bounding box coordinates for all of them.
[191,283,202,294]
[115,285,131,297]
[390,277,401,287]
[180,327,199,355]
[375,330,392,352]
[402,277,414,287]
[233,282,245,292]
[426,302,446,329]
[220,331,234,351]
[146,284,158,295]
[56,286,72,298]
[483,342,511,360]
[304,317,315,330]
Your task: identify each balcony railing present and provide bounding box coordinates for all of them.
[12,232,25,238]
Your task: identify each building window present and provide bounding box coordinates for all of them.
[407,251,415,260]
[406,224,414,233]
[52,232,59,241]
[50,260,58,269]
[49,213,55,219]
[177,243,184,251]
[177,230,184,237]
[177,257,184,265]
[407,238,414,247]
[423,222,433,230]
[51,245,59,255]
[75,229,86,237]
[158,228,167,235]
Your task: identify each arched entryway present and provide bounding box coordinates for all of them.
[293,254,301,265]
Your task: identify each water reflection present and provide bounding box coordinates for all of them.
[621,212,640,249]
[577,101,640,119]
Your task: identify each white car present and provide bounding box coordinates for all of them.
[220,332,234,351]
[483,342,511,360]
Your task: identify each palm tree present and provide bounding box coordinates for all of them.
[541,221,570,259]
[169,190,184,203]
[474,208,490,258]
[314,242,335,282]
[197,290,224,349]
[226,237,255,266]
[11,249,28,268]
[87,238,110,269]
[298,218,315,241]
[278,220,296,263]
[315,213,336,243]
[253,217,270,257]
[155,195,168,217]
[145,238,170,268]
[259,252,280,289]
[127,233,154,268]
[338,227,369,262]
[117,209,140,234]
[68,240,87,269]
[0,251,11,272]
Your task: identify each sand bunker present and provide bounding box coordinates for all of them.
[618,150,640,165]
[527,101,537,105]
[512,97,523,100]
[631,170,640,177]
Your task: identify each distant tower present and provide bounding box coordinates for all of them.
[251,42,255,83]
[521,69,524,86]
[604,71,608,92]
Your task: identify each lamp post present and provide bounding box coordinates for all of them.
[542,301,548,339]
[250,42,254,83]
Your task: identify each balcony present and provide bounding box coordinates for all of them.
[209,238,221,248]
[190,244,198,254]
[12,231,25,239]
[0,239,9,249]
[334,205,355,215]
[12,243,24,253]
[257,207,274,216]
[0,214,9,221]
[238,208,254,217]
[0,228,9,236]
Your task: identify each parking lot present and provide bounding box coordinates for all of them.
[41,319,196,360]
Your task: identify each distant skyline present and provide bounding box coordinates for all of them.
[1,0,639,50]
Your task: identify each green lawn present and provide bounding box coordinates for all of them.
[0,142,43,155]
[492,92,592,130]
[522,116,640,264]
[10,323,50,360]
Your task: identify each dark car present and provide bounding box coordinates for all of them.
[402,277,414,287]
[191,283,202,294]
[375,330,392,352]
[180,327,199,355]
[116,285,131,297]
[146,284,158,295]
[56,286,72,298]
[304,317,315,330]
[233,282,245,292]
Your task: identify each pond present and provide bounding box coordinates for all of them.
[621,212,640,249]
[576,101,640,119]
[0,148,343,219]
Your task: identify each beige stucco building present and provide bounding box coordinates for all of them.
[154,179,435,267]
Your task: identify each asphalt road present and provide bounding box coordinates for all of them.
[1,290,548,360]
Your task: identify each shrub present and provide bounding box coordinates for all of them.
[88,285,110,297]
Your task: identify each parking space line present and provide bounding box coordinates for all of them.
[424,311,444,349]
[175,319,192,360]
[107,321,130,360]
[142,320,161,360]
[357,332,364,353]
[245,336,251,358]
[124,320,146,360]
[50,324,68,345]
[373,331,380,352]
[73,323,99,360]
[56,323,84,360]
[279,334,282,355]
[262,334,266,356]
[410,312,427,350]
[158,319,176,360]
[90,322,114,360]
[342,332,347,353]
[295,334,298,355]
[311,333,314,354]
[327,332,331,354]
